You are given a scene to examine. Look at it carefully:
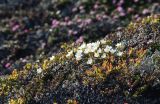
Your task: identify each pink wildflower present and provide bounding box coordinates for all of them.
[5,63,11,68]
[142,9,150,15]
[51,19,59,28]
[76,36,84,44]
[12,24,20,32]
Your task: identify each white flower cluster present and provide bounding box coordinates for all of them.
[66,39,125,65]
[84,41,100,54]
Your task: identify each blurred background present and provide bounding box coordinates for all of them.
[0,0,159,75]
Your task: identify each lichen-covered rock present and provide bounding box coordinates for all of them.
[0,15,159,104]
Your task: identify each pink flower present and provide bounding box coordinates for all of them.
[142,9,150,15]
[127,7,134,13]
[102,15,108,19]
[136,17,141,21]
[24,29,29,33]
[77,18,82,23]
[117,6,124,12]
[112,0,116,4]
[79,6,84,10]
[5,63,11,68]
[68,29,73,35]
[120,12,126,16]
[134,14,139,19]
[73,31,78,35]
[12,24,20,31]
[118,0,124,6]
[51,19,59,28]
[113,15,119,19]
[72,7,78,12]
[94,4,99,9]
[76,36,84,44]
[134,14,141,21]
[85,18,92,24]
[96,14,102,21]
[67,21,73,26]
[133,0,139,3]
[65,17,69,21]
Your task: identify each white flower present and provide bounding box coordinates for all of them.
[84,43,92,54]
[97,48,102,53]
[78,43,86,50]
[37,68,42,74]
[94,52,100,57]
[116,42,125,49]
[100,39,106,44]
[91,47,97,52]
[110,49,116,54]
[91,48,97,52]
[104,45,112,53]
[77,49,83,54]
[147,40,153,44]
[91,42,99,52]
[84,41,100,54]
[75,55,82,61]
[94,48,102,58]
[56,10,61,15]
[36,60,40,62]
[50,55,55,61]
[66,50,73,58]
[49,29,53,32]
[95,41,100,47]
[87,58,93,64]
[117,51,123,56]
[84,43,93,53]
[101,53,106,58]
[84,48,90,54]
[75,50,83,60]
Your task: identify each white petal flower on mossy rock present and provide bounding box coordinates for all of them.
[87,58,93,64]
[101,53,106,58]
[95,41,100,47]
[117,52,123,56]
[84,48,90,54]
[66,50,73,58]
[110,49,116,54]
[75,50,83,60]
[97,48,102,53]
[50,55,55,61]
[94,52,100,57]
[78,43,86,50]
[37,68,43,74]
[100,39,106,44]
[84,43,92,54]
[104,45,112,53]
[116,42,125,49]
